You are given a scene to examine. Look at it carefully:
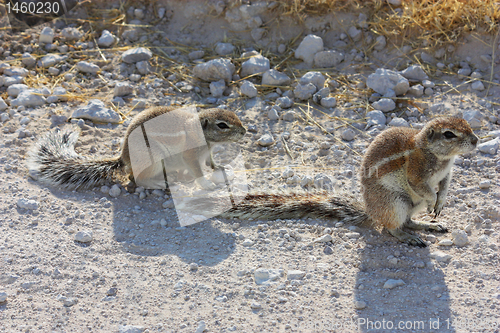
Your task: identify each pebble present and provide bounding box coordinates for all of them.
[261,69,291,86]
[62,27,83,40]
[477,138,499,154]
[74,231,93,243]
[136,61,150,75]
[188,50,205,60]
[254,268,281,285]
[242,239,254,247]
[122,47,153,64]
[276,96,293,109]
[48,67,60,76]
[294,83,317,100]
[295,34,323,66]
[438,239,453,246]
[109,184,121,197]
[282,111,296,121]
[400,65,428,81]
[241,55,270,77]
[114,82,134,97]
[97,30,116,47]
[471,81,485,91]
[134,8,145,19]
[374,35,386,50]
[408,84,424,96]
[430,251,452,262]
[7,84,28,97]
[267,108,279,120]
[106,287,118,296]
[300,71,326,90]
[39,54,66,68]
[250,302,262,310]
[118,325,145,333]
[314,50,344,68]
[479,180,491,189]
[17,198,40,210]
[345,232,361,239]
[348,26,362,41]
[189,263,199,271]
[162,199,175,209]
[323,246,334,255]
[341,128,356,141]
[320,97,336,108]
[76,61,100,74]
[372,98,395,112]
[11,90,46,108]
[0,292,7,303]
[193,58,235,82]
[0,97,7,111]
[215,42,235,56]
[312,234,332,243]
[388,117,409,127]
[463,110,482,129]
[287,270,305,280]
[39,27,54,44]
[256,134,274,147]
[72,99,121,123]
[210,80,226,97]
[354,300,367,309]
[366,110,386,128]
[451,230,469,247]
[4,67,28,77]
[383,279,405,289]
[366,68,410,96]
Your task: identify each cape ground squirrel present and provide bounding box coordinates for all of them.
[27,106,246,190]
[214,116,478,247]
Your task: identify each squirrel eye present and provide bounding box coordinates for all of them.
[217,122,230,129]
[443,131,456,139]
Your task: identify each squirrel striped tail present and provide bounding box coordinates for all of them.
[27,126,124,190]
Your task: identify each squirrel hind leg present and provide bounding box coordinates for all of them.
[388,228,427,247]
[404,219,448,233]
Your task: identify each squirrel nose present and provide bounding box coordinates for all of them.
[471,135,478,145]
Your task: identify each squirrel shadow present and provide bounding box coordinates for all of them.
[353,224,455,333]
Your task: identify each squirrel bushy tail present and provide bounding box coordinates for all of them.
[27,126,124,190]
[206,192,370,225]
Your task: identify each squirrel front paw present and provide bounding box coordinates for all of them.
[433,197,445,217]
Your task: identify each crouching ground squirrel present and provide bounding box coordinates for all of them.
[208,116,478,247]
[27,106,247,190]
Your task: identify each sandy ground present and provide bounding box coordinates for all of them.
[0,1,499,332]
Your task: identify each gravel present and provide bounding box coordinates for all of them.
[295,34,323,66]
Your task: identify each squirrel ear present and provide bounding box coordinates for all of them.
[201,118,209,130]
[427,128,436,141]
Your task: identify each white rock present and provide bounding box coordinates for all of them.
[372,98,396,112]
[97,30,116,47]
[400,65,428,81]
[295,34,324,66]
[254,268,281,285]
[463,110,483,129]
[477,137,499,154]
[17,198,39,210]
[438,239,453,246]
[294,83,317,100]
[383,279,405,289]
[162,199,175,209]
[136,61,150,75]
[74,231,93,243]
[314,50,344,68]
[76,61,100,74]
[39,54,66,68]
[388,117,409,127]
[108,184,121,197]
[1,113,9,122]
[48,67,60,76]
[341,128,356,141]
[0,97,7,111]
[193,58,235,82]
[134,8,145,19]
[4,67,28,77]
[114,82,134,97]
[387,0,402,5]
[21,53,36,67]
[122,47,153,64]
[62,27,83,40]
[299,71,326,90]
[241,55,270,77]
[0,292,7,303]
[408,84,424,96]
[313,234,332,243]
[7,84,28,97]
[451,230,469,247]
[374,35,386,51]
[471,81,485,91]
[287,270,305,280]
[256,134,274,147]
[242,239,254,247]
[118,325,145,333]
[268,108,280,121]
[72,100,121,123]
[366,68,410,96]
[320,97,337,108]
[430,251,452,262]
[366,110,386,128]
[188,50,205,60]
[262,69,291,86]
[52,87,68,102]
[2,75,24,86]
[276,96,293,109]
[348,26,362,41]
[346,232,361,239]
[240,80,258,98]
[354,300,366,309]
[250,302,262,310]
[210,80,226,98]
[39,27,54,44]
[215,42,235,56]
[194,321,206,333]
[11,90,46,107]
[479,180,491,189]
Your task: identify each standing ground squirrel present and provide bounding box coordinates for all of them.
[27,106,246,190]
[214,116,478,247]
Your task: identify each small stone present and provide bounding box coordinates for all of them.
[0,97,7,111]
[210,80,226,98]
[11,90,46,108]
[267,108,279,121]
[477,138,499,154]
[256,134,274,147]
[323,246,333,255]
[354,300,367,309]
[294,83,316,100]
[341,128,356,141]
[430,251,452,262]
[346,232,361,239]
[451,230,468,247]
[100,185,110,194]
[97,30,116,47]
[314,50,344,68]
[400,65,428,81]
[458,67,472,76]
[287,270,305,280]
[62,27,83,40]
[134,8,145,19]
[388,117,409,127]
[262,69,291,86]
[300,71,326,90]
[295,34,324,66]
[39,27,54,44]
[114,82,134,97]
[383,279,405,289]
[4,67,29,77]
[118,325,145,333]
[250,302,262,310]
[282,111,296,121]
[471,81,485,91]
[188,50,205,60]
[215,42,235,56]
[372,98,395,112]
[0,292,7,303]
[109,184,121,197]
[193,58,235,83]
[313,234,332,243]
[241,55,270,77]
[254,268,281,285]
[366,110,386,128]
[320,97,337,108]
[74,231,93,243]
[242,239,254,247]
[438,239,453,246]
[348,26,362,41]
[162,200,175,209]
[408,84,424,96]
[72,100,121,123]
[7,84,28,97]
[366,68,410,96]
[38,54,65,69]
[122,47,153,64]
[276,96,293,109]
[374,35,386,51]
[48,67,60,76]
[479,180,491,189]
[76,61,100,74]
[17,198,39,210]
[106,287,117,296]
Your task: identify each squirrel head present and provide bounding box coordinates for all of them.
[199,108,247,143]
[420,116,478,158]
